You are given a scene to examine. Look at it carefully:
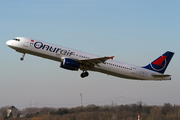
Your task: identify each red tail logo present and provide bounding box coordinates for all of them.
[153,56,167,66]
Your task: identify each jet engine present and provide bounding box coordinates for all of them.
[60,58,80,71]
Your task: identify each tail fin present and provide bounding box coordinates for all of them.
[143,51,174,74]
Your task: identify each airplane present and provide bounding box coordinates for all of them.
[6,37,174,80]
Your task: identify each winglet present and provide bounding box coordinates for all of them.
[110,56,114,60]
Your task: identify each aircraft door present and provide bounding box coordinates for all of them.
[139,68,145,77]
[131,67,136,76]
[23,38,28,47]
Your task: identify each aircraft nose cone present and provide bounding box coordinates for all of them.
[6,40,12,46]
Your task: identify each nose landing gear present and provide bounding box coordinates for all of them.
[20,53,25,61]
[81,71,89,78]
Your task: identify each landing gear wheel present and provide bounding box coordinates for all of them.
[84,71,89,77]
[20,53,25,61]
[20,57,24,61]
[80,71,89,78]
[81,73,86,78]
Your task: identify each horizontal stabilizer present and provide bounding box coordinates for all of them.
[152,74,171,78]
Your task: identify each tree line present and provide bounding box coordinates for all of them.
[0,102,180,120]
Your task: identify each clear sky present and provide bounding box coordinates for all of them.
[0,0,180,109]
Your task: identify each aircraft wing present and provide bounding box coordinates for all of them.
[78,56,114,68]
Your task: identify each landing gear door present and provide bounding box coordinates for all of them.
[23,38,28,47]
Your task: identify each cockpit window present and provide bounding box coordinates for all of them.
[13,38,20,41]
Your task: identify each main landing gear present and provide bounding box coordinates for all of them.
[20,53,25,61]
[81,71,89,78]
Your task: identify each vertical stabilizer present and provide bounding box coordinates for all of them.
[143,51,174,74]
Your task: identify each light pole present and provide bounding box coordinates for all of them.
[112,99,116,106]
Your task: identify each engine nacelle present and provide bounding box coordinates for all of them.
[60,58,80,71]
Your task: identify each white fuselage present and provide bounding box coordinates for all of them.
[6,37,171,80]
